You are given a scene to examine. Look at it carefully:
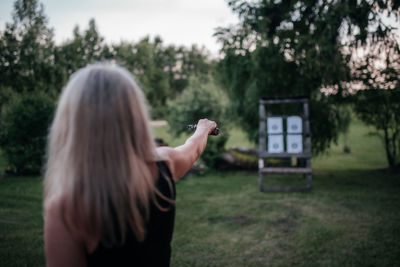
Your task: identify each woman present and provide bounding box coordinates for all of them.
[44,63,217,266]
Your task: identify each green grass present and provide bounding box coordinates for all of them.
[171,170,400,266]
[225,127,256,148]
[0,150,7,174]
[0,177,44,267]
[0,121,399,266]
[313,119,387,170]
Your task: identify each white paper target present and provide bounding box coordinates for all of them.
[287,134,303,153]
[268,134,284,153]
[287,116,302,133]
[267,117,283,134]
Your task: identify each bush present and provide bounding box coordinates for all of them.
[166,76,229,169]
[0,92,55,175]
[201,134,229,169]
[354,89,400,168]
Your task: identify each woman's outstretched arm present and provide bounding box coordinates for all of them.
[156,118,217,181]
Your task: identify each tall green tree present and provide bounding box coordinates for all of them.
[113,37,169,117]
[215,0,399,153]
[0,0,57,100]
[354,89,400,168]
[0,92,55,174]
[162,44,212,98]
[352,33,400,167]
[0,0,59,174]
[55,18,114,90]
[166,76,229,169]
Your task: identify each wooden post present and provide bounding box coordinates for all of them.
[303,101,312,190]
[259,101,266,192]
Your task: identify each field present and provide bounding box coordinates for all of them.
[0,119,399,266]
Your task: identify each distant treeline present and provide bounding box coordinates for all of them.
[0,1,214,118]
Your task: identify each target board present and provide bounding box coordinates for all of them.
[258,98,312,192]
[267,116,303,154]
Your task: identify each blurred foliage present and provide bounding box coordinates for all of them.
[0,0,59,105]
[351,30,400,92]
[55,22,213,118]
[0,0,215,174]
[54,18,114,87]
[0,0,214,118]
[201,136,229,169]
[166,76,229,168]
[0,91,55,174]
[336,105,352,153]
[113,39,212,118]
[166,76,228,135]
[354,89,400,168]
[215,0,400,154]
[351,26,400,167]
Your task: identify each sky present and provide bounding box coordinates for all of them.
[0,0,239,55]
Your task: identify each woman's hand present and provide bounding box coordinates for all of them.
[195,118,217,136]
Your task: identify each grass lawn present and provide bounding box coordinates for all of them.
[0,150,7,175]
[0,119,399,266]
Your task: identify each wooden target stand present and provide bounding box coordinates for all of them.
[258,97,312,192]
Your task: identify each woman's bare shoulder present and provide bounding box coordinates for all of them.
[156,147,178,181]
[44,196,63,220]
[44,197,88,266]
[44,195,97,255]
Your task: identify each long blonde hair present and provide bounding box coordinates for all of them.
[44,63,167,246]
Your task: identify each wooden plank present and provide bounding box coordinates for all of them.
[259,102,266,156]
[266,115,305,120]
[267,132,310,136]
[261,185,312,192]
[259,167,312,174]
[260,98,308,104]
[259,152,311,158]
[303,100,313,189]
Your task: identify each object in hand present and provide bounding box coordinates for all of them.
[187,124,219,136]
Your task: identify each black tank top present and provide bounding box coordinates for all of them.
[87,161,176,267]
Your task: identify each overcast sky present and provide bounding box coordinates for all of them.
[0,0,239,55]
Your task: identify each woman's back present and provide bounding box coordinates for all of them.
[44,63,217,267]
[87,161,175,267]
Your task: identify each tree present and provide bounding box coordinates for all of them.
[352,35,400,167]
[114,37,212,118]
[55,19,114,90]
[162,44,212,98]
[0,0,58,102]
[166,76,229,168]
[215,0,399,153]
[0,0,59,175]
[354,89,400,168]
[0,91,55,174]
[113,37,169,117]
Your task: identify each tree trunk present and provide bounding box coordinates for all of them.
[384,128,395,167]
